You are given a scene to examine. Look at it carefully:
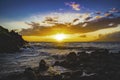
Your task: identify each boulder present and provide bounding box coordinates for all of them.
[24,67,37,80]
[66,52,77,62]
[39,59,49,71]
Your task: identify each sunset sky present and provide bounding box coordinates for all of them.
[0,0,120,42]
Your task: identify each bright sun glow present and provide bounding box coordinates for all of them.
[53,33,67,41]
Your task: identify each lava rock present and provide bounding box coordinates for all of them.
[66,52,77,62]
[39,59,49,71]
[24,67,38,80]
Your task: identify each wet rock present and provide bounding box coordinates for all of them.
[72,70,83,76]
[39,59,49,71]
[77,51,86,56]
[39,75,52,80]
[58,60,68,68]
[54,61,60,66]
[119,51,120,54]
[61,72,72,80]
[91,49,109,56]
[70,70,83,79]
[24,67,37,80]
[23,49,120,80]
[0,72,28,80]
[53,74,62,80]
[66,52,77,62]
[77,51,90,62]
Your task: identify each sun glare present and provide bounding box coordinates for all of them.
[53,33,67,41]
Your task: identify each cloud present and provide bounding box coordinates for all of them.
[74,17,120,33]
[43,16,58,24]
[42,12,88,25]
[95,16,103,20]
[20,17,120,36]
[73,18,79,23]
[85,17,92,21]
[82,23,88,27]
[108,23,114,26]
[109,8,120,13]
[2,9,120,42]
[0,21,30,31]
[96,31,120,41]
[65,2,80,11]
[1,12,92,31]
[104,13,115,17]
[79,35,86,38]
[96,11,101,15]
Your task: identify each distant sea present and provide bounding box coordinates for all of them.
[0,42,120,77]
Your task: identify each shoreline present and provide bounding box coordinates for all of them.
[0,48,120,80]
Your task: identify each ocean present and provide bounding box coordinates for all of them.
[0,42,120,77]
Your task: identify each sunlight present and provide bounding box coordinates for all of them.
[53,33,67,42]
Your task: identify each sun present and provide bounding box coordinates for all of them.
[53,33,67,42]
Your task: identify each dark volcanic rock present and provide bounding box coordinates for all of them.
[1,49,120,80]
[66,52,77,62]
[53,49,120,80]
[39,59,49,71]
[24,67,37,80]
[0,26,26,53]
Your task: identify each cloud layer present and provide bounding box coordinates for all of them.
[1,1,120,42]
[20,15,120,42]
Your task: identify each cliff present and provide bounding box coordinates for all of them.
[0,26,26,53]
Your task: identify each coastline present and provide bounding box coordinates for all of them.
[0,48,120,80]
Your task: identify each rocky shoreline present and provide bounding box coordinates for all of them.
[1,48,120,80]
[0,26,26,53]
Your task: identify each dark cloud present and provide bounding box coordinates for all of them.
[73,18,79,23]
[104,13,115,17]
[43,17,58,24]
[105,8,120,17]
[96,11,101,15]
[76,17,120,32]
[20,22,42,36]
[96,32,120,42]
[85,17,92,21]
[25,22,41,28]
[20,23,73,36]
[109,8,120,13]
[20,17,120,37]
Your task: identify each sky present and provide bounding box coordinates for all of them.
[0,0,120,20]
[0,0,120,42]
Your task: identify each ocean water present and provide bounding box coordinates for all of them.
[0,42,120,77]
